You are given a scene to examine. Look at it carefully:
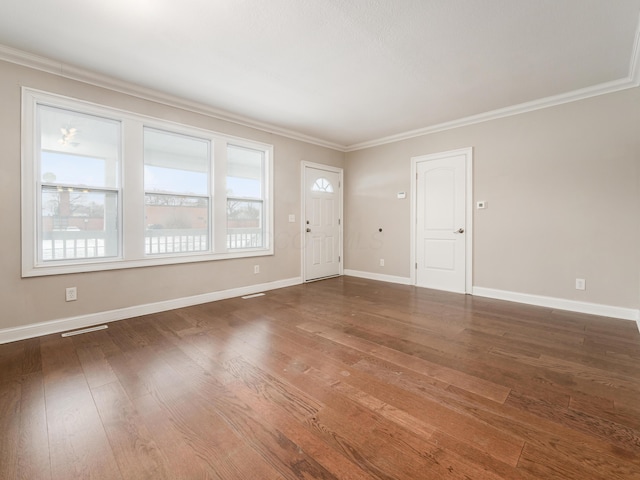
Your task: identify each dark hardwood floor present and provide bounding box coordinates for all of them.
[2,276,640,479]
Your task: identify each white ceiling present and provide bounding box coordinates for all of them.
[1,0,639,150]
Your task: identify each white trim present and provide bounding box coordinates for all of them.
[410,148,473,293]
[347,12,640,152]
[0,277,302,345]
[344,269,412,286]
[3,21,640,155]
[0,44,344,152]
[342,274,640,324]
[473,287,640,323]
[346,78,638,151]
[301,162,344,282]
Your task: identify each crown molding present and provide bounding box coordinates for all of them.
[346,12,640,152]
[2,15,639,156]
[345,76,638,151]
[0,44,346,152]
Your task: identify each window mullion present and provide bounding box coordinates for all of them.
[122,118,145,260]
[213,140,228,253]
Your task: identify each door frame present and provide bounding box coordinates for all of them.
[410,148,473,293]
[301,161,344,282]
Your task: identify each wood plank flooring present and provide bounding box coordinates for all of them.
[1,276,640,479]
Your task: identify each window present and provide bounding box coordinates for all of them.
[144,128,210,255]
[22,89,273,276]
[227,144,265,249]
[37,105,121,263]
[312,177,334,193]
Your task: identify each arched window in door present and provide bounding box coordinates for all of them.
[312,177,334,193]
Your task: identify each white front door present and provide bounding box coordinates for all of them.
[303,164,342,282]
[415,153,468,293]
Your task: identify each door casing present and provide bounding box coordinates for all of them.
[301,161,344,282]
[410,148,473,293]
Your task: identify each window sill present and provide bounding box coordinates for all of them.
[22,248,274,278]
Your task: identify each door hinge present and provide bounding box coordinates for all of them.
[338,218,341,225]
[339,256,341,262]
[415,262,418,269]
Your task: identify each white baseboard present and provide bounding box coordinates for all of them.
[4,276,637,344]
[0,277,302,345]
[344,269,412,286]
[344,270,640,325]
[473,286,640,323]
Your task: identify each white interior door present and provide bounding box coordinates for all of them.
[303,164,342,281]
[416,154,467,293]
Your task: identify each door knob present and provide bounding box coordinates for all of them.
[306,228,311,233]
[454,228,464,234]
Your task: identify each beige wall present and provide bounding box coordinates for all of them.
[2,57,638,334]
[0,60,344,331]
[345,87,640,310]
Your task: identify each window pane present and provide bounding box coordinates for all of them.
[144,128,209,195]
[312,177,334,193]
[41,186,118,261]
[145,194,209,254]
[38,105,120,189]
[227,145,265,250]
[227,200,263,249]
[227,145,263,199]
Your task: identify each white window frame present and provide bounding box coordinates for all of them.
[21,88,274,277]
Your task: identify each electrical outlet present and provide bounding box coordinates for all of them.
[379,259,385,267]
[575,278,586,290]
[65,287,77,302]
[254,265,260,274]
